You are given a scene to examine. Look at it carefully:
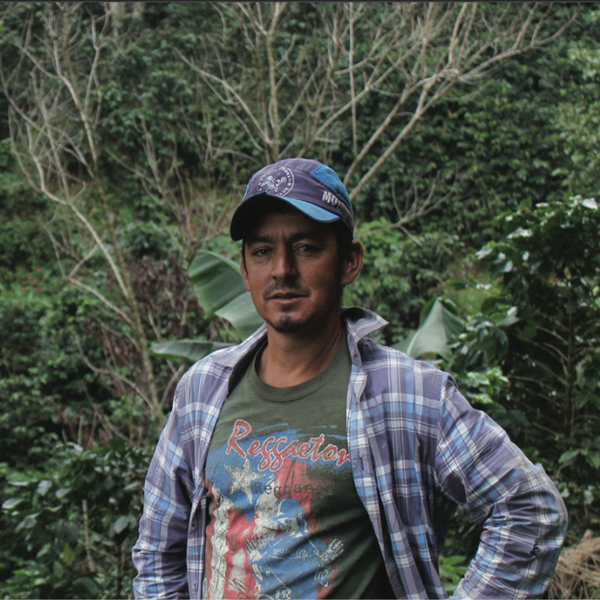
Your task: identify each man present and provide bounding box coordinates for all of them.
[133,158,567,599]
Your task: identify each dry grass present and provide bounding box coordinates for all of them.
[549,532,600,599]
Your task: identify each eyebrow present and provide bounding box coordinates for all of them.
[246,231,320,246]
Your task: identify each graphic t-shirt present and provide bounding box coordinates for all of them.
[203,339,395,599]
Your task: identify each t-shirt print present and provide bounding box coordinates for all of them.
[204,419,352,600]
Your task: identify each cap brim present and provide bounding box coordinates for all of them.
[230,194,340,241]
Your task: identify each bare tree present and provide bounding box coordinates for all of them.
[0,3,164,427]
[0,2,577,436]
[0,3,210,432]
[177,2,575,223]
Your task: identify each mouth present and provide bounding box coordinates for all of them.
[267,291,308,301]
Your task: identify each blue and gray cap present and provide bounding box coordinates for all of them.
[230,158,354,241]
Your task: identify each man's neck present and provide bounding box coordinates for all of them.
[256,318,345,388]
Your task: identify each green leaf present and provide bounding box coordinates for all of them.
[445,278,469,290]
[559,449,581,464]
[73,577,102,597]
[113,515,130,534]
[520,198,532,211]
[8,473,40,487]
[55,488,71,499]
[441,554,467,566]
[516,325,537,341]
[393,298,464,360]
[188,250,247,318]
[438,554,467,594]
[495,306,519,327]
[574,393,592,410]
[16,513,39,531]
[62,542,76,567]
[2,497,24,510]
[36,480,52,497]
[216,292,265,340]
[150,339,233,362]
[188,249,263,340]
[585,451,600,470]
[54,560,65,578]
[57,521,79,545]
[108,436,127,453]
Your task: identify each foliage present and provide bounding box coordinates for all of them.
[0,2,595,598]
[347,218,461,344]
[0,2,576,259]
[390,196,600,556]
[553,6,600,198]
[187,250,262,340]
[0,440,150,599]
[408,196,600,558]
[150,249,263,363]
[438,554,468,595]
[393,298,464,361]
[0,140,55,272]
[0,2,233,427]
[477,196,600,540]
[0,286,106,459]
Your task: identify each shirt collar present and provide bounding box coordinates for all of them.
[341,306,388,341]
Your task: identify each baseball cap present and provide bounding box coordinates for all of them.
[230,158,354,241]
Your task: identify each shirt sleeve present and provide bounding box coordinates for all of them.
[132,377,195,599]
[434,377,568,599]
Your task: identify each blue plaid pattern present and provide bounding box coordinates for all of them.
[133,308,567,599]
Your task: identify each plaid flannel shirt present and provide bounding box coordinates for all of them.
[133,308,567,599]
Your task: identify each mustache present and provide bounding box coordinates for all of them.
[263,280,310,300]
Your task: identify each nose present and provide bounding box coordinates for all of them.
[272,246,298,280]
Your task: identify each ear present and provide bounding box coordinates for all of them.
[340,240,364,286]
[240,250,251,292]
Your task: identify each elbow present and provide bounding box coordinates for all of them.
[534,465,568,551]
[542,484,568,555]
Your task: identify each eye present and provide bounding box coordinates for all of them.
[295,243,319,254]
[251,246,272,258]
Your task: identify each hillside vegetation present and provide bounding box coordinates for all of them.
[0,3,598,598]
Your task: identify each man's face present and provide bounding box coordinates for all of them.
[241,210,360,335]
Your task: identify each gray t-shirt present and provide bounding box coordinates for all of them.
[203,338,395,599]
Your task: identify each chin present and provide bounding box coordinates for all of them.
[268,315,307,334]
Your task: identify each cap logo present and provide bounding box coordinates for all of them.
[322,190,341,208]
[256,166,294,197]
[322,190,352,220]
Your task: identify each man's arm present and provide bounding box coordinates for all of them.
[132,384,195,599]
[435,380,568,599]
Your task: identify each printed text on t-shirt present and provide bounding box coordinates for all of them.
[225,419,351,471]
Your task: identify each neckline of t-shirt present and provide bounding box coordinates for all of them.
[247,337,351,403]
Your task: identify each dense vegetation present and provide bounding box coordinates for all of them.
[0,3,598,598]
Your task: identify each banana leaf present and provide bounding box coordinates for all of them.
[187,250,248,318]
[150,340,233,362]
[150,250,263,361]
[393,298,463,360]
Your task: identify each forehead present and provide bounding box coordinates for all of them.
[244,209,335,243]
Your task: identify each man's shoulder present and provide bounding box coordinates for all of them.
[359,337,449,393]
[359,336,441,372]
[345,323,453,428]
[344,306,450,390]
[173,327,267,412]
